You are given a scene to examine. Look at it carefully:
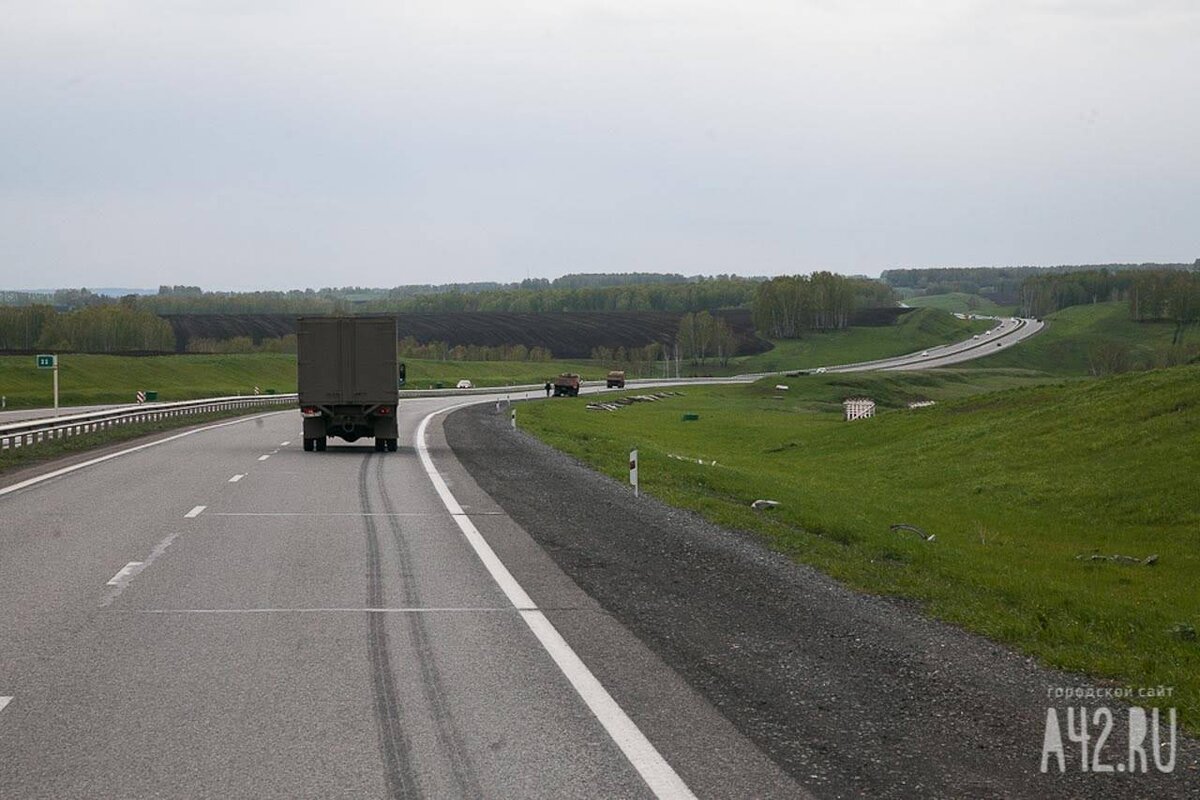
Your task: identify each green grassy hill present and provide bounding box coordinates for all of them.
[521,366,1200,728]
[964,302,1190,375]
[731,308,990,374]
[904,292,1015,316]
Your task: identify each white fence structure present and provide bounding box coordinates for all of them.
[0,394,297,452]
[843,397,876,421]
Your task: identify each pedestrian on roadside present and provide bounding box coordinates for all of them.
[544,381,552,397]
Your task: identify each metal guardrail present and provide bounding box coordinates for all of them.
[0,394,297,452]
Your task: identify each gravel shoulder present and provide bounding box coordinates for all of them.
[445,402,1199,800]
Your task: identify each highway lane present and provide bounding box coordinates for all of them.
[0,396,802,798]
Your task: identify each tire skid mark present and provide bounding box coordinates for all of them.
[375,453,484,800]
[360,455,421,799]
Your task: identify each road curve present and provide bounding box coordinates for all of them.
[0,393,803,799]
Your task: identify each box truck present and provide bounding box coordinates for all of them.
[297,316,399,452]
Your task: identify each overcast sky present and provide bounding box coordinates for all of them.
[2,1,1197,290]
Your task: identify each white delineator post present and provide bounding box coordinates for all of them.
[511,407,516,430]
[629,448,638,497]
[53,361,59,416]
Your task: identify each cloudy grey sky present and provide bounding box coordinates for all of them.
[2,1,1197,290]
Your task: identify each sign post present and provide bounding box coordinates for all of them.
[36,354,58,415]
[629,448,638,497]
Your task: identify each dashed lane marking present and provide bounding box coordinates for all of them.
[228,474,245,483]
[184,505,206,518]
[0,411,288,500]
[106,562,145,586]
[100,532,182,607]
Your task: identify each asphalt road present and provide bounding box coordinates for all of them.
[0,395,802,799]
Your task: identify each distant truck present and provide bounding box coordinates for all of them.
[553,373,581,397]
[297,316,399,452]
[606,370,626,389]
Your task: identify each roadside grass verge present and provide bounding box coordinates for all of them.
[520,366,1200,730]
[0,405,284,478]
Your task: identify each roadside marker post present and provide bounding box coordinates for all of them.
[511,407,516,430]
[630,448,638,497]
[136,391,146,404]
[36,354,58,416]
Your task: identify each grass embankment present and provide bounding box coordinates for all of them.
[520,367,1200,728]
[0,354,299,409]
[964,302,1188,375]
[731,308,991,374]
[904,292,1017,316]
[0,406,281,477]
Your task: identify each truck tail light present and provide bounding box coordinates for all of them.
[301,406,321,418]
[376,406,391,415]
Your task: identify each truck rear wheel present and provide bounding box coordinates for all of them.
[315,437,327,452]
[387,438,398,452]
[374,439,386,452]
[303,438,314,452]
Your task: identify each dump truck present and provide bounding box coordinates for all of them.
[553,373,581,397]
[606,370,626,389]
[297,316,399,452]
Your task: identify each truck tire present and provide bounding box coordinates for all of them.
[303,438,314,452]
[386,438,398,452]
[315,437,327,452]
[374,439,385,452]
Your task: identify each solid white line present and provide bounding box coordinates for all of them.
[228,474,245,483]
[209,511,456,517]
[415,405,697,800]
[184,505,206,518]
[131,607,534,614]
[0,697,11,714]
[0,410,287,500]
[257,454,270,461]
[106,561,145,586]
[280,441,291,446]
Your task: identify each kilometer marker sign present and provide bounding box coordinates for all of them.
[629,449,638,497]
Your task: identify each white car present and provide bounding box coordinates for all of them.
[972,334,980,339]
[456,379,473,389]
[814,367,827,374]
[921,351,930,357]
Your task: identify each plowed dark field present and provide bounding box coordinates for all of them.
[162,310,771,358]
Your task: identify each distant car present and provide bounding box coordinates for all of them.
[996,342,1003,347]
[972,334,980,339]
[814,367,827,374]
[921,351,930,357]
[456,379,473,389]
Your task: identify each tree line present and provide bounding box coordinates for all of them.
[0,305,174,352]
[396,338,554,362]
[1019,268,1200,332]
[751,272,893,339]
[884,263,1196,305]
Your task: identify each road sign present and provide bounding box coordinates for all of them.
[36,354,57,369]
[136,391,146,404]
[629,448,638,497]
